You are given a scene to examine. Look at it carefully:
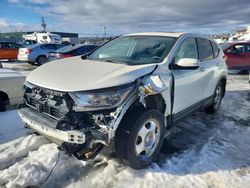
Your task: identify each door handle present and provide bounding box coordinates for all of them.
[216,62,220,66]
[199,67,205,71]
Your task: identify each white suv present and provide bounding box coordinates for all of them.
[18,32,227,169]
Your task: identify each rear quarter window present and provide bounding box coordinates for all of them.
[76,46,87,55]
[196,38,214,61]
[211,42,220,57]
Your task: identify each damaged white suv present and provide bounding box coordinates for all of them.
[18,32,227,169]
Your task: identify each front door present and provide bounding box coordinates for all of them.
[171,38,205,114]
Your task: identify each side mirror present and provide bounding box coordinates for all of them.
[175,58,199,69]
[81,53,89,60]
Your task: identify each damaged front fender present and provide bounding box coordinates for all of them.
[139,74,173,119]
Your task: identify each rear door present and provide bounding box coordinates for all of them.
[0,42,8,59]
[171,38,205,114]
[8,43,22,59]
[0,42,12,59]
[196,38,219,99]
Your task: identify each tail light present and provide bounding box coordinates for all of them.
[25,49,32,54]
[223,54,227,61]
[57,53,72,58]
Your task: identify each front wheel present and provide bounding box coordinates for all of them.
[115,109,165,169]
[205,82,223,113]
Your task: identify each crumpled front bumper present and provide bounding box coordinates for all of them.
[18,107,85,145]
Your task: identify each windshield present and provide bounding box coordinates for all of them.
[87,36,177,65]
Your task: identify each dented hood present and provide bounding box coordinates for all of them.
[27,56,156,92]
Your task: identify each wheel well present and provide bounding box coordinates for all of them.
[125,94,166,116]
[220,77,226,97]
[36,55,47,61]
[0,91,9,103]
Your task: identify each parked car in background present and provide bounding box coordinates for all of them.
[18,43,64,65]
[48,44,99,61]
[0,69,26,111]
[0,42,23,60]
[18,32,227,169]
[221,42,250,70]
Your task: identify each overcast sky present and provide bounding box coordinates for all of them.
[1,0,250,36]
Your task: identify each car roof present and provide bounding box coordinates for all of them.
[124,32,184,38]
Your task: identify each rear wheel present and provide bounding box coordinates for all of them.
[205,82,223,113]
[115,109,165,169]
[36,56,47,65]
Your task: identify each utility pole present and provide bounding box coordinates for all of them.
[41,17,46,33]
[103,26,106,37]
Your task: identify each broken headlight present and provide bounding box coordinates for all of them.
[70,83,134,111]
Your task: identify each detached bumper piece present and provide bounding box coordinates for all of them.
[18,107,85,144]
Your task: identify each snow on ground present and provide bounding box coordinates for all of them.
[0,74,249,188]
[1,61,36,71]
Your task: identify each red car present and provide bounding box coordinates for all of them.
[0,42,23,60]
[221,42,250,70]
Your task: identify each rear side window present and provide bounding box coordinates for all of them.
[0,43,9,48]
[211,42,220,57]
[41,44,57,50]
[55,44,64,49]
[196,38,214,61]
[87,45,98,52]
[75,46,87,55]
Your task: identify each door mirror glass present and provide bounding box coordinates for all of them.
[176,58,199,68]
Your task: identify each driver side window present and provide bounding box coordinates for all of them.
[175,38,198,63]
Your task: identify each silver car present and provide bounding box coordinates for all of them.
[18,43,64,65]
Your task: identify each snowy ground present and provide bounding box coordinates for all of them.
[0,74,249,188]
[1,61,36,71]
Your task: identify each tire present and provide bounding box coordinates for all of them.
[36,56,47,65]
[205,82,223,114]
[0,100,6,112]
[115,109,165,169]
